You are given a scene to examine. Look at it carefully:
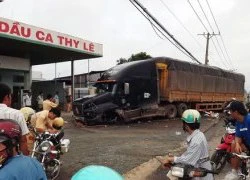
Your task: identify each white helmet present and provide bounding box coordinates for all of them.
[20,107,35,123]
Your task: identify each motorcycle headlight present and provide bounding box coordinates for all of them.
[171,166,184,177]
[38,141,52,152]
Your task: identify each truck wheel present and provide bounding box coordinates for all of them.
[103,112,124,124]
[177,103,188,117]
[165,104,177,119]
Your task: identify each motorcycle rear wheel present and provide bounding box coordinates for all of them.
[210,150,228,173]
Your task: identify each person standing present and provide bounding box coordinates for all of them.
[43,94,58,111]
[0,83,29,155]
[23,91,32,108]
[54,91,60,105]
[0,119,47,180]
[36,92,43,111]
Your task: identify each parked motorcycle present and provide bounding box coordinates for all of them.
[210,118,236,173]
[31,130,70,180]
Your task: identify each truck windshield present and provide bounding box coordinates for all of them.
[94,82,117,94]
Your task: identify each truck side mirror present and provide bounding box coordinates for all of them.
[124,83,130,95]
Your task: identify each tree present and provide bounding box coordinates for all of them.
[116,52,152,65]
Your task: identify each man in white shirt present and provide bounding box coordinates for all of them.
[0,83,29,155]
[54,91,59,105]
[162,109,213,180]
[23,91,32,107]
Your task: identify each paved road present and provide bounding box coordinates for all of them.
[58,112,220,180]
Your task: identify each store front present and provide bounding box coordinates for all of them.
[0,17,103,108]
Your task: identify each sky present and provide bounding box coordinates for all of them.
[0,0,250,90]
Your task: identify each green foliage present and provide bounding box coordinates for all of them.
[116,52,152,65]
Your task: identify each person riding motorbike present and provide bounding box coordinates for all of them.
[20,107,35,127]
[224,101,250,179]
[0,119,47,180]
[162,109,213,180]
[20,107,36,154]
[30,107,61,133]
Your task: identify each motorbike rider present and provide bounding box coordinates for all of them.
[43,94,58,111]
[0,119,47,180]
[162,109,213,180]
[0,83,29,155]
[225,101,250,179]
[30,107,61,133]
[71,165,123,180]
[20,107,35,127]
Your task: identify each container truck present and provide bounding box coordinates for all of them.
[72,57,245,125]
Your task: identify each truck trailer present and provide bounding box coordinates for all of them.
[72,57,245,125]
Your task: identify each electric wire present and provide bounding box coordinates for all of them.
[159,0,203,49]
[187,0,209,33]
[188,0,232,68]
[210,38,229,68]
[129,0,194,60]
[197,0,231,68]
[205,0,220,32]
[197,0,214,32]
[129,0,201,64]
[205,0,234,68]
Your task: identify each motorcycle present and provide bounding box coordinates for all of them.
[164,163,216,180]
[156,157,217,180]
[210,118,236,173]
[226,152,250,180]
[31,130,70,180]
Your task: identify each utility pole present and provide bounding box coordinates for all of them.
[198,32,219,65]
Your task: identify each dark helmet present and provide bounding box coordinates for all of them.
[0,119,21,148]
[0,119,21,167]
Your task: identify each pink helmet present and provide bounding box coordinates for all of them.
[0,119,21,144]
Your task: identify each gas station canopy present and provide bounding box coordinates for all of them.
[0,17,103,65]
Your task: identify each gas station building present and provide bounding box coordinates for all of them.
[0,17,103,108]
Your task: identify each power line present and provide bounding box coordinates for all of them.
[187,0,209,33]
[188,0,232,69]
[205,0,220,32]
[129,0,202,64]
[159,0,204,49]
[197,0,214,32]
[197,0,231,68]
[129,0,194,59]
[205,0,234,68]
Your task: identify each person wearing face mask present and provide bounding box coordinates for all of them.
[162,109,213,180]
[0,119,46,180]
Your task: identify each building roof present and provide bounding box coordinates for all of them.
[0,17,103,65]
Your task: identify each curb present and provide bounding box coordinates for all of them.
[124,117,221,180]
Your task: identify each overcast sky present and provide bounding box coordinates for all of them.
[0,0,249,90]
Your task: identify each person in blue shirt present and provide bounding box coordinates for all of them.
[225,101,250,179]
[0,119,47,180]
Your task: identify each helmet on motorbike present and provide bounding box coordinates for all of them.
[181,109,201,124]
[20,107,35,124]
[0,119,22,166]
[71,165,123,180]
[226,126,236,134]
[53,117,64,130]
